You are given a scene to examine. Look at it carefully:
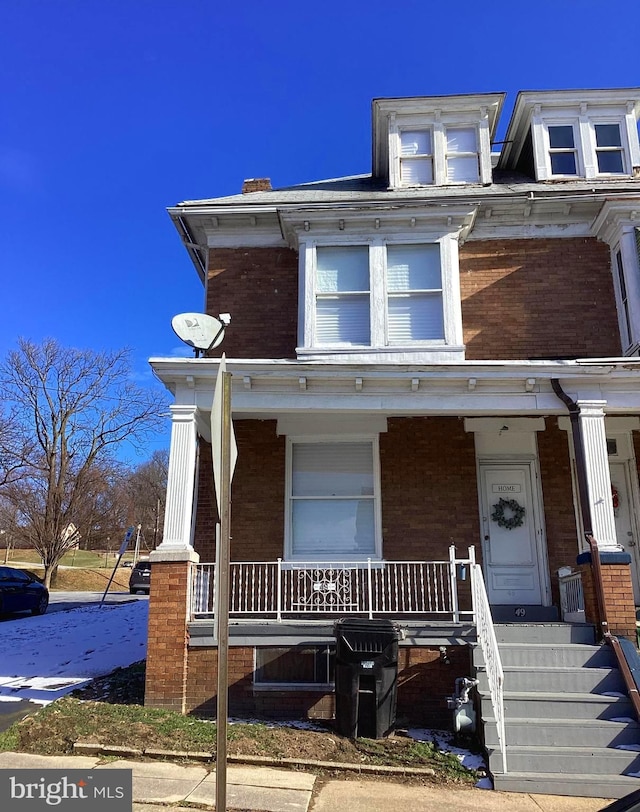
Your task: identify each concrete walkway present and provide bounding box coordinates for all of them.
[0,751,619,811]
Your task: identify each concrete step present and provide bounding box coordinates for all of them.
[474,641,615,668]
[494,623,596,645]
[493,770,640,799]
[481,690,634,720]
[483,717,640,748]
[488,744,640,775]
[476,665,625,694]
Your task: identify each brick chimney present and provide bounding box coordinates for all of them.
[241,178,272,194]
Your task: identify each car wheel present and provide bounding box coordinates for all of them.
[32,594,48,615]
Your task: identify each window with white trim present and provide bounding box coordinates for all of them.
[615,248,633,349]
[308,239,461,352]
[286,438,381,560]
[540,117,631,179]
[445,127,480,182]
[400,130,433,185]
[315,246,370,345]
[396,124,482,186]
[547,124,579,176]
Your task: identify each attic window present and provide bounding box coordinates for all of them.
[400,130,433,185]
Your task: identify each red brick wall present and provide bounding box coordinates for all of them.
[206,248,298,359]
[145,562,192,712]
[380,418,481,565]
[537,420,581,605]
[459,237,619,359]
[205,239,618,361]
[193,421,285,562]
[185,643,470,729]
[579,561,637,640]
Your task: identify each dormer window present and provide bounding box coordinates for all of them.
[548,125,578,175]
[446,127,480,183]
[595,124,624,173]
[400,131,433,185]
[372,93,504,189]
[499,90,640,181]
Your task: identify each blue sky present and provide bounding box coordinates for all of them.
[1,0,637,455]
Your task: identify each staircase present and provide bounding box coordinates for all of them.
[474,623,640,798]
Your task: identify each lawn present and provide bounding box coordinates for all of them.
[0,661,482,786]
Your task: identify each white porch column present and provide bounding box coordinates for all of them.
[578,400,618,551]
[154,404,199,556]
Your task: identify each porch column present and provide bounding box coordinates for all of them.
[156,404,200,553]
[578,400,619,551]
[145,404,199,713]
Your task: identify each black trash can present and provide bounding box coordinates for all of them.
[334,617,402,739]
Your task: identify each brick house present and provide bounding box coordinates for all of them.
[146,89,640,796]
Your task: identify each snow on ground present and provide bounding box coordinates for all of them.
[0,601,488,785]
[0,601,148,706]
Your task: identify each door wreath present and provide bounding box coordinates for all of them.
[491,497,526,530]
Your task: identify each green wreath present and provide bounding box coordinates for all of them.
[491,498,525,530]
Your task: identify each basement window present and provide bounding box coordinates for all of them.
[254,646,335,688]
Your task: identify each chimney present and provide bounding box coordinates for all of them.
[241,178,272,194]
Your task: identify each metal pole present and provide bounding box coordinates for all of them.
[133,524,142,566]
[216,371,232,812]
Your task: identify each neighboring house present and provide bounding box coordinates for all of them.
[145,89,640,797]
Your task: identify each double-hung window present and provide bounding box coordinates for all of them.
[386,245,443,343]
[286,439,380,560]
[547,124,579,176]
[594,124,625,174]
[309,241,454,351]
[315,246,370,346]
[445,127,479,183]
[400,130,433,185]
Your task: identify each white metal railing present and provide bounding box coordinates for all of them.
[470,547,507,774]
[191,546,474,622]
[558,569,585,623]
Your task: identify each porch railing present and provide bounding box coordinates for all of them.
[558,568,585,623]
[191,546,474,622]
[470,547,507,774]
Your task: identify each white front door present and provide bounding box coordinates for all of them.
[610,461,640,603]
[479,462,547,606]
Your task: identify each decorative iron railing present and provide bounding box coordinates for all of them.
[558,569,585,623]
[470,548,507,774]
[191,546,474,622]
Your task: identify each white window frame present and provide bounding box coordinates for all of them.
[284,434,383,562]
[390,113,492,187]
[300,234,463,354]
[543,120,582,178]
[610,229,640,355]
[534,108,634,180]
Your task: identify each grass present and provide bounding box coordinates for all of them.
[0,662,481,785]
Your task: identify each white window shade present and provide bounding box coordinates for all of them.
[292,443,374,496]
[400,130,433,185]
[317,246,369,292]
[386,245,444,342]
[388,294,444,342]
[315,247,371,345]
[446,127,479,183]
[290,442,377,558]
[387,245,441,290]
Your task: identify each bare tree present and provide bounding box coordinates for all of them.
[0,338,167,587]
[124,449,168,550]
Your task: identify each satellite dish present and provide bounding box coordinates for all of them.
[172,312,228,355]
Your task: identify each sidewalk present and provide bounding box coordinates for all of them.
[0,751,618,811]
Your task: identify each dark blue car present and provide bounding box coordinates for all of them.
[0,566,49,616]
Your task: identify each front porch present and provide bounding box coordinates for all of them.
[190,549,475,623]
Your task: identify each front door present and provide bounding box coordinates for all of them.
[610,461,640,603]
[479,462,547,606]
